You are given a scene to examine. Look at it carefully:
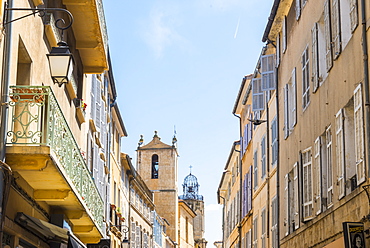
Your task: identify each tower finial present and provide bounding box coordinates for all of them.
[189,165,192,174]
[172,125,177,146]
[138,135,144,147]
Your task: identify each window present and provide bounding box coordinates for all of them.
[261,54,275,90]
[254,150,258,190]
[252,78,264,111]
[354,84,365,185]
[336,109,345,199]
[261,136,266,179]
[324,0,342,70]
[285,163,299,235]
[253,216,258,247]
[302,46,310,109]
[151,154,159,179]
[271,117,278,166]
[284,68,297,138]
[261,208,266,248]
[324,0,333,71]
[302,148,313,221]
[131,222,136,247]
[136,225,141,248]
[271,197,278,248]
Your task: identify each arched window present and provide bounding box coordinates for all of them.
[152,154,159,179]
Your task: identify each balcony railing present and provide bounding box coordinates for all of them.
[7,86,103,232]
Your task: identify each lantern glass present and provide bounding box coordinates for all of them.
[47,42,74,86]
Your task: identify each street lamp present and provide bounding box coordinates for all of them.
[121,225,129,248]
[47,41,74,87]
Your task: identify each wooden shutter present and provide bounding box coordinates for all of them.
[312,23,319,92]
[284,84,289,139]
[90,75,96,121]
[276,34,280,67]
[247,166,252,212]
[350,0,358,32]
[293,163,299,229]
[324,0,333,71]
[291,68,297,128]
[302,149,314,221]
[314,137,322,215]
[282,16,287,53]
[284,173,289,236]
[261,54,275,90]
[326,127,333,206]
[254,151,258,189]
[95,79,101,131]
[131,222,136,247]
[354,84,365,184]
[252,78,264,111]
[295,0,301,20]
[336,109,345,199]
[331,0,341,60]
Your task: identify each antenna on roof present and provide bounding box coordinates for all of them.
[172,125,177,146]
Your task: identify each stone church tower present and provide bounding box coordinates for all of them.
[179,171,208,248]
[136,131,179,243]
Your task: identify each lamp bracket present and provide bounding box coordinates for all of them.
[4,8,73,32]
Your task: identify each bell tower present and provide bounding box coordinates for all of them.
[136,131,178,242]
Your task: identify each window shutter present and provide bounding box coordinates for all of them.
[271,118,278,165]
[331,0,341,60]
[312,23,319,92]
[282,16,287,53]
[291,68,297,128]
[314,137,322,215]
[350,0,358,32]
[326,127,333,206]
[284,173,289,236]
[293,163,299,230]
[247,166,252,212]
[284,84,289,139]
[90,75,96,121]
[261,54,275,90]
[302,48,310,109]
[95,80,101,131]
[295,0,301,20]
[252,78,264,111]
[276,34,281,67]
[261,136,266,179]
[324,0,333,71]
[254,151,258,189]
[336,109,345,199]
[136,226,140,248]
[131,222,136,247]
[354,84,365,184]
[302,150,314,221]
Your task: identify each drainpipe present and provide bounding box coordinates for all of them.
[360,0,370,180]
[0,1,13,247]
[233,113,243,248]
[275,59,280,248]
[218,194,226,248]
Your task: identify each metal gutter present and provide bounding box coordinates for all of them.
[262,0,281,43]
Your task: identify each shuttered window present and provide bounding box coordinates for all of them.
[261,136,266,179]
[302,46,310,109]
[254,150,258,190]
[295,0,301,20]
[271,117,278,166]
[293,163,299,230]
[312,23,319,92]
[302,148,314,221]
[350,0,358,32]
[326,127,333,207]
[261,54,275,90]
[354,84,365,184]
[276,34,281,67]
[314,137,322,215]
[282,16,287,53]
[261,208,266,248]
[271,196,278,248]
[290,68,297,127]
[336,109,345,199]
[131,222,136,247]
[252,78,264,111]
[324,0,333,71]
[253,216,258,247]
[331,0,341,60]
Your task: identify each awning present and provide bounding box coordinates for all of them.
[15,212,69,242]
[15,212,87,248]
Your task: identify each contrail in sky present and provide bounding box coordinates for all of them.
[234,17,240,39]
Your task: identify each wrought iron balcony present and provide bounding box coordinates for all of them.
[6,86,103,238]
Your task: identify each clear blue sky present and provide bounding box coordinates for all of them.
[104,0,273,244]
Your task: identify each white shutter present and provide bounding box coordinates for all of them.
[314,137,322,215]
[131,222,136,247]
[252,78,264,111]
[291,68,297,128]
[293,163,299,229]
[354,84,365,184]
[261,54,275,90]
[350,0,358,32]
[247,166,252,212]
[336,109,345,199]
[284,84,289,139]
[282,16,287,53]
[284,173,289,236]
[276,34,280,67]
[95,79,101,131]
[312,23,319,92]
[302,149,313,221]
[324,0,333,71]
[326,127,333,206]
[331,0,341,60]
[136,226,140,248]
[90,75,96,121]
[295,0,301,20]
